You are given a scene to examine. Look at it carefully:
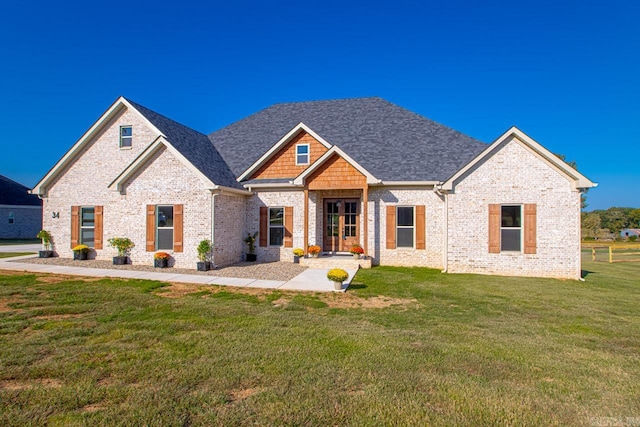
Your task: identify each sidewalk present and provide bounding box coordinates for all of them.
[0,254,356,293]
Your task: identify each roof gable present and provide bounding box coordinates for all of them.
[293,146,378,186]
[0,175,41,206]
[440,126,597,191]
[209,97,487,182]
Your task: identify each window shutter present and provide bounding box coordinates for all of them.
[259,207,268,247]
[174,204,184,252]
[284,206,293,248]
[386,205,396,249]
[146,205,156,251]
[94,206,103,249]
[524,203,537,254]
[70,206,79,249]
[488,204,500,254]
[416,205,426,250]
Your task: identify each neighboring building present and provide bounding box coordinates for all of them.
[31,97,596,279]
[0,174,42,239]
[621,229,640,238]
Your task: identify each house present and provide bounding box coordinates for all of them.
[31,97,596,279]
[0,174,42,239]
[620,229,640,238]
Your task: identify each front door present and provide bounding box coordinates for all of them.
[323,199,359,252]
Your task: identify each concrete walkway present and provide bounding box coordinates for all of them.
[0,253,357,293]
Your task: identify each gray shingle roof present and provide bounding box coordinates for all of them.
[208,97,487,182]
[0,174,42,206]
[126,99,241,189]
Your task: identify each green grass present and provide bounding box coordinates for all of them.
[0,239,40,245]
[0,252,35,258]
[1,260,639,426]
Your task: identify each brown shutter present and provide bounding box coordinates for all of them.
[524,203,537,254]
[386,205,396,249]
[146,205,156,251]
[259,207,268,247]
[94,206,103,249]
[488,204,501,253]
[416,205,425,250]
[70,206,79,249]
[284,206,293,248]
[173,204,184,252]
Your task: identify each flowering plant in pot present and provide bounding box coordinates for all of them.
[37,230,54,258]
[72,244,89,261]
[349,244,364,259]
[293,248,304,263]
[327,268,349,291]
[108,237,134,265]
[154,251,170,268]
[196,239,212,271]
[308,245,321,258]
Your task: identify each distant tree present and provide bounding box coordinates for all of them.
[555,153,587,209]
[582,213,602,236]
[629,209,640,228]
[604,208,629,235]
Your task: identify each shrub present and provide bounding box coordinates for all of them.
[350,244,364,255]
[197,239,212,262]
[629,235,638,242]
[72,244,89,253]
[108,237,135,257]
[154,252,171,260]
[244,232,258,254]
[37,230,53,250]
[293,248,305,257]
[308,245,321,255]
[327,268,349,283]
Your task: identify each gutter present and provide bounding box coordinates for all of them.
[434,184,448,273]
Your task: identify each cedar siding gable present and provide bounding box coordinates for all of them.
[306,154,367,190]
[250,131,328,180]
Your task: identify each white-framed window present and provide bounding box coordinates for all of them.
[120,125,132,148]
[269,207,284,246]
[156,205,174,250]
[80,207,95,246]
[396,206,415,248]
[8,212,14,224]
[501,205,522,251]
[295,143,309,165]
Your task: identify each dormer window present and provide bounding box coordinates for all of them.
[296,143,309,165]
[120,126,132,149]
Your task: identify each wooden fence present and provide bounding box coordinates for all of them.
[583,244,640,263]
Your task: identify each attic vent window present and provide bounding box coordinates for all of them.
[296,144,309,165]
[120,126,132,149]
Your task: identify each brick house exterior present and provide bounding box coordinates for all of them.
[31,97,595,279]
[0,174,42,239]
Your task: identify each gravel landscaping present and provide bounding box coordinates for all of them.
[14,257,308,281]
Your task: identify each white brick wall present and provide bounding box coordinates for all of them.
[446,137,582,279]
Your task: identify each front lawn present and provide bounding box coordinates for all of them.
[1,260,638,426]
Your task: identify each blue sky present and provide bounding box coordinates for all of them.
[1,0,637,210]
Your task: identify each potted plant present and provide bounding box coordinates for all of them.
[108,237,134,265]
[72,244,89,260]
[36,230,54,258]
[327,268,349,291]
[196,239,212,271]
[154,252,170,268]
[308,245,321,258]
[244,232,258,262]
[293,248,304,264]
[350,244,364,260]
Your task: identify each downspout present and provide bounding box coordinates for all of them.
[211,190,219,269]
[435,185,448,273]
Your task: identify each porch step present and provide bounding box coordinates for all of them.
[300,254,372,269]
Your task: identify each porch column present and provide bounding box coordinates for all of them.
[304,188,309,254]
[363,185,368,256]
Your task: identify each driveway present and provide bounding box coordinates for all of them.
[0,244,40,253]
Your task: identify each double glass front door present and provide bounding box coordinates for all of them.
[323,199,359,252]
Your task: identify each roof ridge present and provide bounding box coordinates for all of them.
[269,96,384,108]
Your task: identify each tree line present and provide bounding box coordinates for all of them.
[582,207,640,238]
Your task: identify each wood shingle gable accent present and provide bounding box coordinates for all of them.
[293,145,379,187]
[306,154,367,190]
[250,131,329,180]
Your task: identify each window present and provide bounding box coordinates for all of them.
[80,207,95,246]
[501,205,521,251]
[156,205,174,250]
[8,212,14,224]
[120,126,132,148]
[295,144,309,165]
[269,207,284,246]
[396,206,414,248]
